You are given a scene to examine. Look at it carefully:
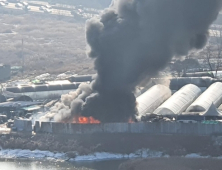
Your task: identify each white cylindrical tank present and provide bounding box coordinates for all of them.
[154,84,202,115]
[186,82,222,112]
[136,85,171,118]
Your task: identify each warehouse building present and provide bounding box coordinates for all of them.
[136,81,222,122]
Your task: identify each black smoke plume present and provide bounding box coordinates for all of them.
[41,0,222,123]
[81,0,222,122]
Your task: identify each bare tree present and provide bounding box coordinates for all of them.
[200,44,215,75]
[212,26,222,77]
[171,58,200,77]
[183,53,200,73]
[200,26,222,78]
[171,60,183,77]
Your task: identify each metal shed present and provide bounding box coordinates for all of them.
[154,84,202,115]
[186,82,222,112]
[136,84,171,119]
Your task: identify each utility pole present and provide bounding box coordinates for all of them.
[22,38,24,78]
[0,83,3,95]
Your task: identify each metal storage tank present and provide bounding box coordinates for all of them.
[186,82,222,112]
[154,84,202,115]
[136,85,171,118]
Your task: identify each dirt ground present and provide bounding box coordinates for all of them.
[118,158,222,170]
[0,10,95,77]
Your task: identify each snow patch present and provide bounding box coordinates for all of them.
[0,149,67,160]
[185,153,210,158]
[73,152,124,161]
[72,149,164,162]
[4,148,214,162]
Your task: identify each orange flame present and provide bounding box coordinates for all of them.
[70,116,133,124]
[73,116,100,124]
[128,117,134,123]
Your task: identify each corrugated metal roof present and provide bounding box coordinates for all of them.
[136,85,171,117]
[187,82,222,112]
[0,101,41,108]
[154,84,202,115]
[21,105,42,111]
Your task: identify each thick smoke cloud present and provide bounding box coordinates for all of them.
[81,0,222,122]
[41,0,222,123]
[39,83,92,122]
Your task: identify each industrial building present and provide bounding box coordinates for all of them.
[154,84,202,115]
[2,82,81,100]
[136,81,222,122]
[4,77,222,121]
[1,74,95,101]
[10,78,222,136]
[0,101,42,118]
[136,85,171,120]
[186,82,222,112]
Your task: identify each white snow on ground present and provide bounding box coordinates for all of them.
[69,149,165,161]
[0,149,67,161]
[0,148,166,162]
[2,149,222,162]
[185,153,210,159]
[73,152,125,161]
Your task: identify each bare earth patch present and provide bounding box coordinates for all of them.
[0,13,95,76]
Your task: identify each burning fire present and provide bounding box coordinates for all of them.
[71,116,134,124]
[128,117,134,123]
[73,116,100,124]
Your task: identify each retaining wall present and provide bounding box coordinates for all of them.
[34,121,222,136]
[0,64,10,81]
[14,119,32,132]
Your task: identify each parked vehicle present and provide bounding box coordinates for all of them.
[0,2,6,6]
[15,3,23,8]
[39,6,45,11]
[20,1,28,6]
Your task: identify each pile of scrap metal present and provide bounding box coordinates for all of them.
[0,101,42,118]
[0,115,7,124]
[0,99,43,127]
[140,113,175,122]
[0,90,42,125]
